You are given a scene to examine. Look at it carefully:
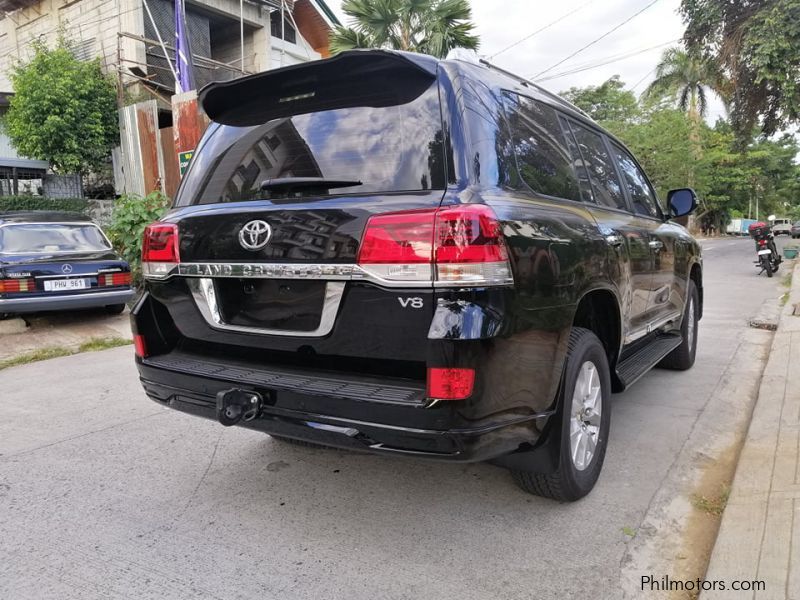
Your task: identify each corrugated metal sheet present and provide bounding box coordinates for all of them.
[117,100,165,197]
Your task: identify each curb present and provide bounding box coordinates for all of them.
[700,260,800,598]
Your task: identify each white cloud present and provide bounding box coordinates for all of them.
[327,0,727,121]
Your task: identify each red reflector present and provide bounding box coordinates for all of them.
[758,239,767,246]
[427,368,475,400]
[0,278,35,293]
[133,334,148,358]
[357,209,435,264]
[142,223,180,263]
[434,205,509,263]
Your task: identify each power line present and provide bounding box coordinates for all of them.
[487,0,595,60]
[630,67,657,93]
[536,39,678,83]
[531,0,662,80]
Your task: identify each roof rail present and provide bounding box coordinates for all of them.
[477,58,591,119]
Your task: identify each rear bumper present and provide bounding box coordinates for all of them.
[0,289,135,313]
[137,354,547,462]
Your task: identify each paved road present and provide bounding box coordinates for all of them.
[0,236,792,600]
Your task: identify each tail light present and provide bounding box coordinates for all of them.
[0,278,35,293]
[133,334,148,358]
[142,223,180,280]
[758,239,767,247]
[427,367,475,400]
[357,205,513,286]
[100,272,132,287]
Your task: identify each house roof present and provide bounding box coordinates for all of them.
[309,0,341,27]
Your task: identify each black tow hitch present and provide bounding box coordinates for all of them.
[216,389,263,426]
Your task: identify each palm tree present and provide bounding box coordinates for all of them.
[644,48,729,172]
[329,0,479,58]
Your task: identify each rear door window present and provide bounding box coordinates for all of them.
[566,120,628,211]
[177,80,446,205]
[611,143,661,218]
[500,92,581,202]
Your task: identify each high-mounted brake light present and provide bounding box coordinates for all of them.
[357,205,513,286]
[142,223,180,280]
[0,278,35,293]
[427,367,475,400]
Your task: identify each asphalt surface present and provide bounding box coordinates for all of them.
[0,235,792,600]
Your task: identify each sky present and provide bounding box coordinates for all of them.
[326,0,727,121]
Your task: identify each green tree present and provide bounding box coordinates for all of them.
[5,37,118,175]
[643,48,727,172]
[681,0,800,140]
[329,0,479,58]
[561,76,640,127]
[613,107,695,200]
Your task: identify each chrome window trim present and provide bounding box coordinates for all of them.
[152,262,514,289]
[189,278,346,338]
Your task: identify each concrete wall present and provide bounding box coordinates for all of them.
[0,0,329,94]
[0,0,144,93]
[86,198,114,227]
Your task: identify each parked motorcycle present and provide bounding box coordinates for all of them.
[748,221,781,277]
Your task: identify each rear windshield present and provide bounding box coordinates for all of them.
[176,80,446,206]
[0,223,111,254]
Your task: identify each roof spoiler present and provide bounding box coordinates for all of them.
[199,50,439,127]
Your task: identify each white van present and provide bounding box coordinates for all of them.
[772,218,792,235]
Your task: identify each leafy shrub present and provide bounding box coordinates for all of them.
[0,196,89,214]
[106,191,171,284]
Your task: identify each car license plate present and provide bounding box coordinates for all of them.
[44,278,89,291]
[757,249,772,256]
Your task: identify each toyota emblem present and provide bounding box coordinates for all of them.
[61,264,73,274]
[238,220,272,251]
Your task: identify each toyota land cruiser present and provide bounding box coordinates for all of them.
[132,50,702,501]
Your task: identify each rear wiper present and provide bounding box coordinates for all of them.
[259,177,363,193]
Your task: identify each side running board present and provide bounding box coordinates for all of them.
[616,334,682,390]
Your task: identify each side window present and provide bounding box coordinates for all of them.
[567,121,628,211]
[500,92,581,202]
[558,115,595,204]
[611,144,660,218]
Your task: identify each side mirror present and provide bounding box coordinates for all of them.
[667,188,698,219]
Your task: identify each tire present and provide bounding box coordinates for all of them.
[511,327,611,502]
[105,304,126,315]
[659,280,699,370]
[764,257,774,277]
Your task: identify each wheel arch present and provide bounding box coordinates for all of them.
[571,286,624,392]
[689,260,703,320]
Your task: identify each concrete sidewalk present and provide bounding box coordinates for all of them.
[702,263,800,599]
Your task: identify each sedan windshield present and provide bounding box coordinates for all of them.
[0,223,111,254]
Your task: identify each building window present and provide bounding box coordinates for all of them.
[271,11,296,44]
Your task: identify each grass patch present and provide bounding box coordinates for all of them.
[691,485,730,517]
[0,346,74,370]
[78,337,132,352]
[781,271,793,288]
[0,337,132,371]
[621,526,637,538]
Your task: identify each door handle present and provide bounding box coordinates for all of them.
[649,240,664,251]
[605,234,624,247]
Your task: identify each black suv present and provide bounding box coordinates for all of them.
[132,50,702,501]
